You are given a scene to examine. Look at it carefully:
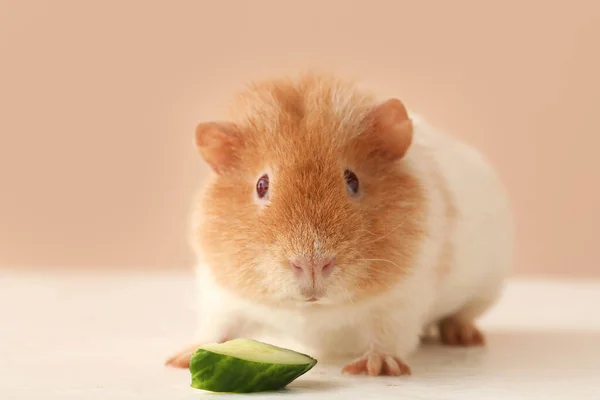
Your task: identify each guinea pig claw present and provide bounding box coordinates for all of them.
[438,318,485,346]
[342,351,411,376]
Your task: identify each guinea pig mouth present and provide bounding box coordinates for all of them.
[299,288,325,303]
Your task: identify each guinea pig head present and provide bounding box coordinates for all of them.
[192,76,425,307]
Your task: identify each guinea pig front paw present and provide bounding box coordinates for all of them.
[438,318,485,346]
[165,343,202,368]
[341,351,411,377]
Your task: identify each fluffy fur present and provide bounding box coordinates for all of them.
[167,72,513,375]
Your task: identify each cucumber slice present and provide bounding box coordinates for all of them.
[189,338,317,393]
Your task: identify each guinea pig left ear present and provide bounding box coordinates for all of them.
[195,122,243,174]
[366,98,413,160]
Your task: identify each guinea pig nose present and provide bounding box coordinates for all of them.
[290,256,336,279]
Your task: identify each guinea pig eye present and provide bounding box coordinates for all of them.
[256,174,269,198]
[344,169,359,195]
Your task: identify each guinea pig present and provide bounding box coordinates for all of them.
[166,72,513,376]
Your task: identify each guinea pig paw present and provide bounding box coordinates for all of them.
[341,351,411,377]
[438,318,485,347]
[165,344,201,368]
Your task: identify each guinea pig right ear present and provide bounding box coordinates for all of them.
[364,98,413,161]
[195,122,243,174]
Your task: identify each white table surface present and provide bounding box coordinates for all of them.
[1,269,599,399]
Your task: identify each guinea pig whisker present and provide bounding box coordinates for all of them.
[360,221,409,245]
[356,227,378,236]
[360,258,410,274]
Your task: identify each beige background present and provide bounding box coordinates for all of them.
[1,0,598,276]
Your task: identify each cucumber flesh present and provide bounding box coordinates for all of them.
[198,338,315,365]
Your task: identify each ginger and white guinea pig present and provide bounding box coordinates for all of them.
[166,72,513,377]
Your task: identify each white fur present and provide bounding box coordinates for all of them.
[191,113,513,363]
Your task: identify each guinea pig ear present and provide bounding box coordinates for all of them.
[195,122,243,174]
[366,98,413,160]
